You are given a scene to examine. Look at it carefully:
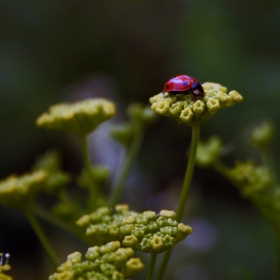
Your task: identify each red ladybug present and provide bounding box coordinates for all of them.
[163,74,204,98]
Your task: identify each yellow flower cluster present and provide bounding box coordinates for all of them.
[76,205,193,254]
[150,82,243,126]
[226,161,272,197]
[49,241,144,280]
[36,98,116,136]
[0,171,49,209]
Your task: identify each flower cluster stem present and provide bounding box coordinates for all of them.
[109,122,144,207]
[32,205,91,244]
[155,125,200,280]
[79,135,105,210]
[25,209,59,268]
[145,253,157,280]
[177,125,200,221]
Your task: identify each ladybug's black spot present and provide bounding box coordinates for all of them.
[183,81,189,86]
[166,85,169,89]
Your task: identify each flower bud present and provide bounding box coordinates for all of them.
[196,136,223,167]
[125,258,145,277]
[250,121,275,149]
[127,103,158,125]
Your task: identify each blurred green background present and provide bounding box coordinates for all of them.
[1,0,280,279]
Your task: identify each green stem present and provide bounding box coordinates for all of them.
[156,125,200,280]
[79,135,105,210]
[32,205,91,244]
[146,253,157,280]
[177,125,200,221]
[25,209,59,268]
[155,249,172,280]
[108,122,144,207]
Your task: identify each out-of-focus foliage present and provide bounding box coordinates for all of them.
[1,0,280,279]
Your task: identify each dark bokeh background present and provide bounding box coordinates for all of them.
[1,1,280,279]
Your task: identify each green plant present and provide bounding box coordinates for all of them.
[196,121,280,279]
[0,82,243,279]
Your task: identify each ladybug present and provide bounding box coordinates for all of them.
[163,74,204,98]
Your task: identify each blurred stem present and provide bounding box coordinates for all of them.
[108,122,144,207]
[25,209,59,268]
[79,135,105,210]
[155,249,171,280]
[156,125,200,280]
[32,205,91,244]
[145,253,157,280]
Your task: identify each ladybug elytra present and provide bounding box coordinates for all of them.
[163,74,204,98]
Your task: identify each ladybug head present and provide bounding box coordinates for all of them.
[190,81,204,98]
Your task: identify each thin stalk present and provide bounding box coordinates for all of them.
[79,135,105,210]
[32,205,91,244]
[155,125,200,280]
[108,122,144,207]
[155,249,171,280]
[145,253,157,280]
[176,125,200,221]
[25,209,59,268]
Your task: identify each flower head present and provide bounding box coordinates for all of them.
[76,205,192,254]
[150,82,243,126]
[36,98,116,136]
[0,171,49,209]
[48,242,144,280]
[226,161,272,197]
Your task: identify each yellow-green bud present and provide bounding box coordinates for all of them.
[159,210,176,219]
[85,246,100,261]
[76,214,91,227]
[115,204,129,212]
[196,136,223,167]
[36,98,116,136]
[250,121,275,149]
[226,161,272,197]
[110,123,135,146]
[150,235,164,253]
[77,165,110,189]
[122,235,138,247]
[33,151,61,172]
[52,201,82,221]
[101,241,120,254]
[125,258,145,277]
[127,103,157,125]
[44,171,71,194]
